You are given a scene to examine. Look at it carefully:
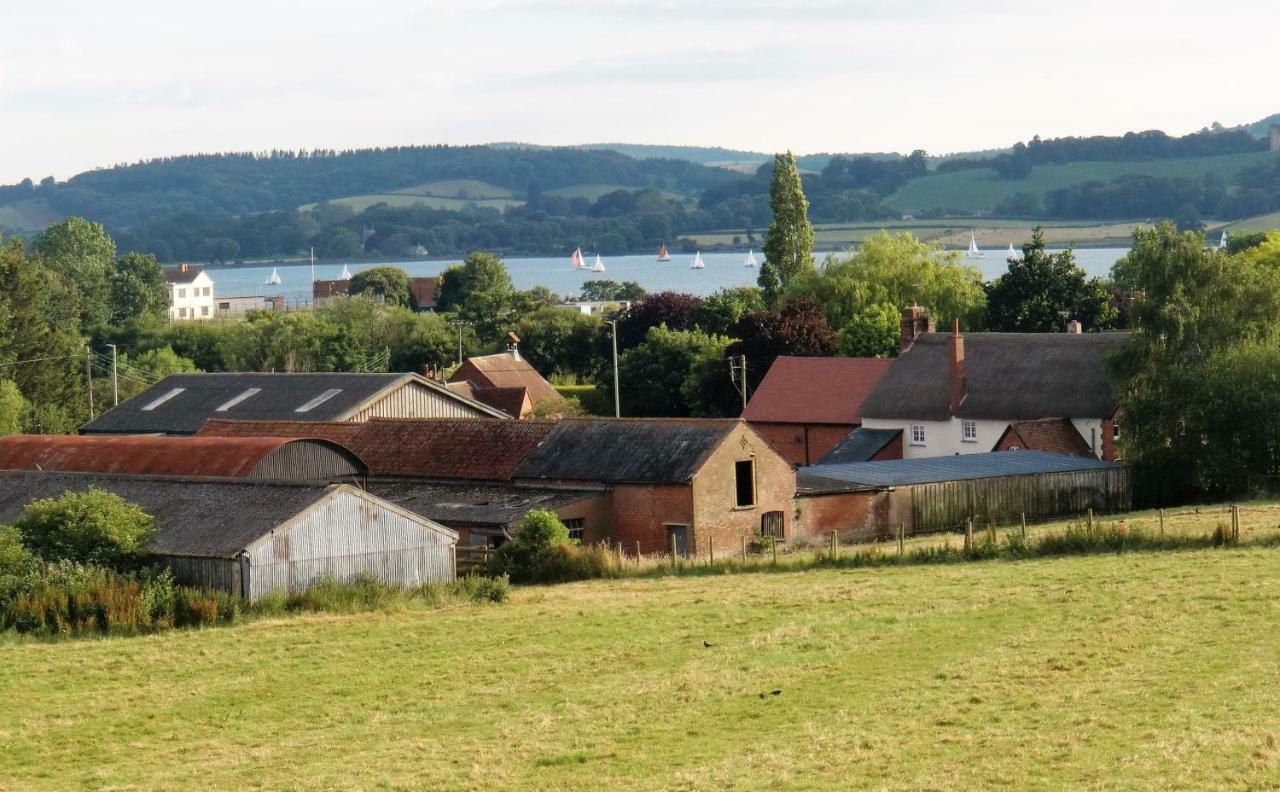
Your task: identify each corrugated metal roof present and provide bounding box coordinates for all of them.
[799,450,1122,489]
[859,332,1128,421]
[515,418,738,484]
[0,434,365,479]
[200,418,557,481]
[371,481,601,528]
[816,428,902,465]
[742,356,893,424]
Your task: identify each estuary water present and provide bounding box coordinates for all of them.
[205,248,1129,306]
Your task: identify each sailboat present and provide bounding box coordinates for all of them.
[571,248,585,269]
[1007,243,1017,258]
[967,231,985,258]
[690,251,705,270]
[1218,230,1229,251]
[591,254,606,273]
[657,243,670,262]
[339,263,353,280]
[264,267,282,286]
[743,249,758,268]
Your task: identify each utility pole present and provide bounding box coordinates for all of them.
[729,354,749,413]
[84,346,94,419]
[608,319,620,418]
[107,343,119,406]
[450,319,470,366]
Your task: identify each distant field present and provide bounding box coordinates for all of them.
[544,183,687,202]
[8,506,1280,789]
[1223,210,1280,233]
[887,150,1280,213]
[390,179,515,199]
[299,193,523,213]
[684,219,1146,250]
[0,199,62,233]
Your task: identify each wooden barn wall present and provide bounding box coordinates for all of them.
[351,381,490,421]
[244,490,456,600]
[910,467,1132,534]
[249,442,363,480]
[159,555,243,597]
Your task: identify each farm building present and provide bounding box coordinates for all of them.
[0,472,457,599]
[860,308,1127,460]
[742,356,893,466]
[795,450,1130,539]
[816,427,904,465]
[81,371,507,436]
[0,434,366,481]
[313,275,439,309]
[446,336,563,418]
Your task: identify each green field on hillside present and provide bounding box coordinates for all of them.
[0,199,62,233]
[887,150,1280,213]
[6,505,1280,790]
[1224,210,1280,233]
[544,183,687,201]
[299,192,523,213]
[389,179,516,199]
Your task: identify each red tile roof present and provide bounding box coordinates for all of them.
[0,434,361,478]
[994,418,1094,457]
[742,356,894,425]
[200,418,557,480]
[450,353,561,407]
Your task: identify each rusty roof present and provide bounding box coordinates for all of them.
[450,353,562,406]
[0,434,366,479]
[742,356,893,425]
[200,418,557,480]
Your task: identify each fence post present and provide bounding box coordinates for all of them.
[964,519,973,553]
[671,533,678,560]
[898,522,904,557]
[709,536,715,566]
[1233,504,1240,541]
[771,537,778,565]
[742,533,748,562]
[635,541,641,565]
[1087,508,1094,536]
[1158,508,1164,536]
[1020,512,1026,540]
[617,541,625,568]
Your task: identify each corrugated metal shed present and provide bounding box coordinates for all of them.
[0,435,365,480]
[372,481,602,528]
[816,428,902,465]
[515,418,738,484]
[799,450,1122,489]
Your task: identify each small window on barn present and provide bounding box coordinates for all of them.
[734,459,756,508]
[962,420,977,442]
[141,387,186,411]
[295,388,343,413]
[761,511,784,540]
[1112,420,1120,442]
[562,518,585,542]
[910,425,926,445]
[215,387,262,412]
[218,302,231,311]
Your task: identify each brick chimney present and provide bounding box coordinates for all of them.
[179,263,189,273]
[948,318,966,415]
[900,303,936,352]
[1066,319,1082,334]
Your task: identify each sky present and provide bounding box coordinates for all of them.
[2,0,1278,184]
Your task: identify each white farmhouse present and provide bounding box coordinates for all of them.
[164,264,215,321]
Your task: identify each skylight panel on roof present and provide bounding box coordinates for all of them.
[215,387,262,412]
[295,388,343,413]
[140,388,186,411]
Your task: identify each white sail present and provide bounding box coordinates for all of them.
[967,231,984,258]
[690,251,705,269]
[1218,230,1228,251]
[571,248,584,268]
[657,243,670,262]
[743,249,757,267]
[1007,243,1017,258]
[339,263,353,280]
[591,254,606,273]
[265,267,282,286]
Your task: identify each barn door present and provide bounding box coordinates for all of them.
[665,524,689,556]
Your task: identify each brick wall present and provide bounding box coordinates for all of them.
[609,483,694,554]
[556,493,614,546]
[793,491,887,542]
[689,423,796,553]
[749,422,856,466]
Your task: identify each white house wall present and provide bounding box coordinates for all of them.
[862,416,1106,460]
[243,488,457,600]
[168,272,216,321]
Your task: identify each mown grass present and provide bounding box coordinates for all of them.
[5,529,1280,788]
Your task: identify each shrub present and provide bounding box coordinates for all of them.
[0,525,39,602]
[13,489,156,568]
[1,563,148,636]
[173,586,239,628]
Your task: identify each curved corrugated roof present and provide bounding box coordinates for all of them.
[0,435,366,479]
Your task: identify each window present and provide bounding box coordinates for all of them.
[962,420,977,442]
[761,511,784,540]
[200,306,209,316]
[177,288,186,299]
[1112,420,1120,442]
[295,388,343,413]
[178,307,188,318]
[215,387,262,412]
[202,287,211,296]
[734,459,756,508]
[219,302,231,311]
[141,387,186,411]
[562,518,585,542]
[910,425,926,445]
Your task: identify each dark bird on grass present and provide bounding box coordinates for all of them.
[702,641,713,648]
[771,689,782,696]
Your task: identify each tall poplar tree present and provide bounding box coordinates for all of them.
[759,152,815,306]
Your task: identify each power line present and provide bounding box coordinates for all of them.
[0,353,82,368]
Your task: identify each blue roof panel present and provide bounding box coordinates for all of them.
[800,450,1122,488]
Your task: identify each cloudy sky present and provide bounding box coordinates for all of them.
[1,0,1276,183]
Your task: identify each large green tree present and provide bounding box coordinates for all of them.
[348,266,415,308]
[759,152,815,306]
[109,252,168,325]
[986,227,1117,332]
[603,325,733,417]
[34,217,117,329]
[839,302,901,358]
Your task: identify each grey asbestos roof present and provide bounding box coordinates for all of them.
[371,481,602,528]
[83,372,433,435]
[515,419,738,484]
[798,450,1122,490]
[817,428,901,465]
[0,472,334,558]
[858,332,1129,421]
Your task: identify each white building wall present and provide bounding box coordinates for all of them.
[168,271,216,321]
[862,416,1107,460]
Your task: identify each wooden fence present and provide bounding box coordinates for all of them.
[910,466,1132,534]
[455,545,494,576]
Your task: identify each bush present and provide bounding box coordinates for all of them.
[13,489,156,568]
[0,525,39,602]
[2,563,148,636]
[173,586,240,628]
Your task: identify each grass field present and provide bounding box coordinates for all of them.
[544,183,687,202]
[389,179,515,199]
[886,150,1280,214]
[685,219,1147,251]
[6,505,1280,789]
[0,199,62,233]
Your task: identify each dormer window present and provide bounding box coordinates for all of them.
[295,388,342,413]
[215,388,262,412]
